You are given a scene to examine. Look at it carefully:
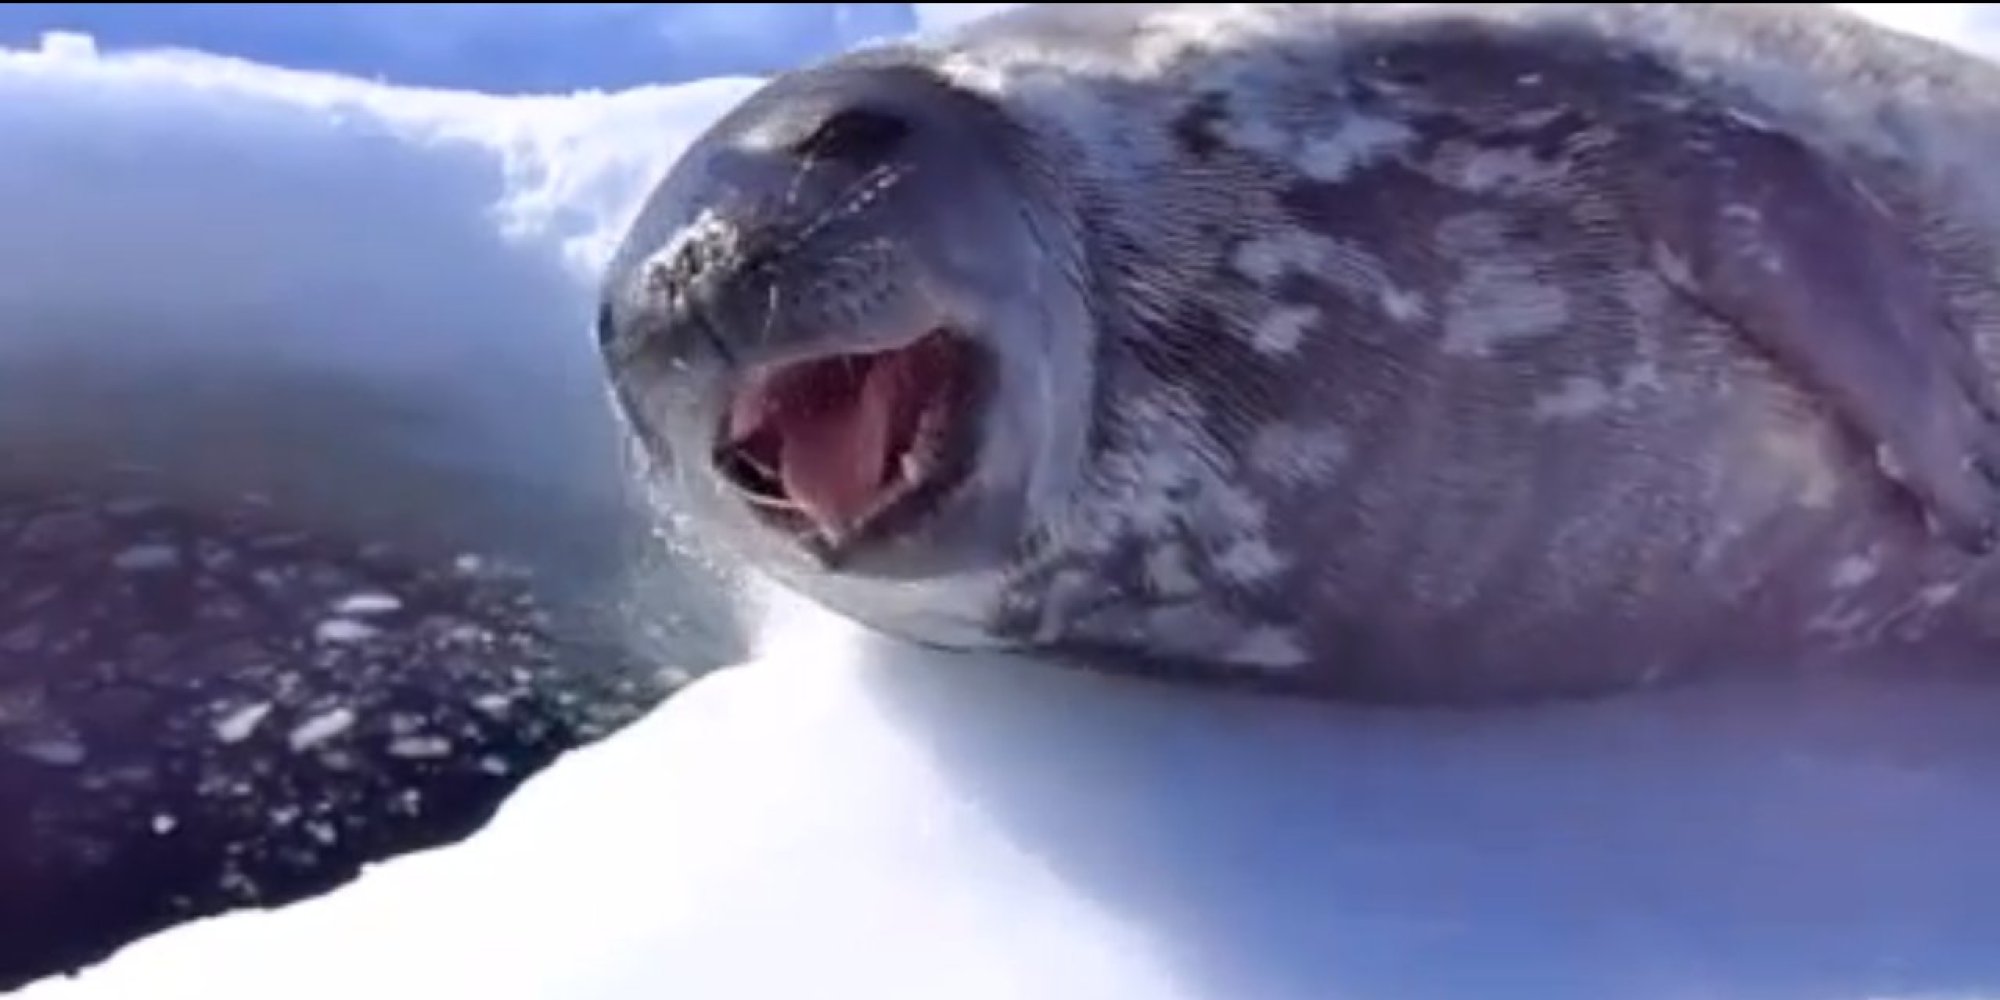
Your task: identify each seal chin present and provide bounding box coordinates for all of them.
[710,325,987,567]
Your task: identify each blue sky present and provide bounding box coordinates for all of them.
[0,3,931,92]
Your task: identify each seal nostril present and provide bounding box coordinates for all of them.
[795,106,912,163]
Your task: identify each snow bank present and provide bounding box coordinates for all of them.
[0,33,757,546]
[14,6,2000,1000]
[30,594,2000,1000]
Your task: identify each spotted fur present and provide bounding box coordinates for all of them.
[603,3,2000,704]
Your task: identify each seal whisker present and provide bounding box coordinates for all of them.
[785,163,910,255]
[739,490,804,515]
[757,280,782,351]
[741,163,913,357]
[783,131,827,213]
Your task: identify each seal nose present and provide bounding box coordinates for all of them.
[617,209,743,371]
[618,101,922,369]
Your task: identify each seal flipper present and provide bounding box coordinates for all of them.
[1637,110,2000,553]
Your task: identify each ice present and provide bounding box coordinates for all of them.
[14,5,2000,999]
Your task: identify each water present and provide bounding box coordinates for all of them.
[0,379,749,989]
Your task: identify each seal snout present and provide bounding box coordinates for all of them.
[605,57,1081,593]
[712,327,979,562]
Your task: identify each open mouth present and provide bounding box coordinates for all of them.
[712,328,981,559]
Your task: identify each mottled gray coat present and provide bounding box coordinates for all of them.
[603,4,2000,702]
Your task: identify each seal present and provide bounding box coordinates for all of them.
[599,3,2000,704]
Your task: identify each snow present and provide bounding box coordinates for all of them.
[330,591,404,617]
[286,708,359,754]
[11,5,2000,999]
[211,703,274,745]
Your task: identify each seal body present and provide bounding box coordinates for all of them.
[601,3,2000,703]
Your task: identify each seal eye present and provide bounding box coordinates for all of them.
[794,106,911,164]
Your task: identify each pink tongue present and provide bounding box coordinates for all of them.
[776,363,897,540]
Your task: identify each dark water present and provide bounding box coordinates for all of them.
[0,461,745,989]
[0,31,767,979]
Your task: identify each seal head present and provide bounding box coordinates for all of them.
[601,60,1096,648]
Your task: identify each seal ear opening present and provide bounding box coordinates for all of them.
[791,105,912,163]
